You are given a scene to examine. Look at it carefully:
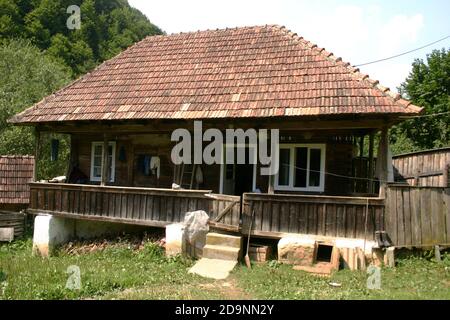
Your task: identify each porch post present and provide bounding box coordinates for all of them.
[378,127,389,198]
[359,135,364,192]
[33,128,41,182]
[268,174,275,194]
[368,132,375,193]
[101,135,109,186]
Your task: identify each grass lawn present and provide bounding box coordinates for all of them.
[1,236,449,300]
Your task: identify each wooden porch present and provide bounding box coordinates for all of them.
[28,182,385,241]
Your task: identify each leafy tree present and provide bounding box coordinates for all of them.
[391,48,450,153]
[0,39,72,178]
[0,0,163,76]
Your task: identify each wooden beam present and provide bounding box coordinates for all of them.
[368,133,375,193]
[378,127,389,198]
[101,135,109,186]
[33,128,41,182]
[268,174,275,194]
[34,118,395,134]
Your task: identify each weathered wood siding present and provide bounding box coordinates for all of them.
[29,182,214,226]
[385,185,450,247]
[28,182,241,229]
[242,193,385,239]
[0,211,26,238]
[392,148,450,187]
[71,134,222,193]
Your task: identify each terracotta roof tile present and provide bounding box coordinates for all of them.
[10,25,422,124]
[0,156,34,204]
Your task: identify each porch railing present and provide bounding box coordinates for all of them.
[242,193,385,240]
[29,182,238,228]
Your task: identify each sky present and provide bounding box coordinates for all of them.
[128,0,450,92]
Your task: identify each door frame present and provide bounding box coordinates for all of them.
[219,143,257,195]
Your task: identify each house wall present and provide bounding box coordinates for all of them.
[71,133,222,193]
[71,131,356,196]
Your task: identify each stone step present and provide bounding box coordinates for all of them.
[202,244,240,261]
[189,258,237,280]
[206,232,242,248]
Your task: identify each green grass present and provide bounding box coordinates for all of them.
[234,255,450,300]
[1,236,449,300]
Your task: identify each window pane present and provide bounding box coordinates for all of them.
[278,149,290,186]
[94,145,102,156]
[93,166,101,177]
[294,147,307,188]
[309,149,321,187]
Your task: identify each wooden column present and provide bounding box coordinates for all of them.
[378,127,389,198]
[359,135,364,192]
[368,132,375,193]
[101,135,109,186]
[33,128,41,182]
[268,174,275,194]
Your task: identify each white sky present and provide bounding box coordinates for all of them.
[129,0,450,92]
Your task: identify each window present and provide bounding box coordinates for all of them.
[275,144,326,192]
[90,142,116,182]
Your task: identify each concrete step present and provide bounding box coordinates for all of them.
[206,232,242,248]
[189,258,237,280]
[202,244,240,261]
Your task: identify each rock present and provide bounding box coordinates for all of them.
[278,236,315,266]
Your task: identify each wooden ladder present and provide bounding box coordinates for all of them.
[175,163,198,189]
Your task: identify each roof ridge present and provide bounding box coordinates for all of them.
[276,26,423,114]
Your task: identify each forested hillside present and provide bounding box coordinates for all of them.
[0,0,163,178]
[0,0,162,76]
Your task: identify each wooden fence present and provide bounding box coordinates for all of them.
[28,182,240,229]
[242,193,385,239]
[392,148,450,187]
[385,185,450,248]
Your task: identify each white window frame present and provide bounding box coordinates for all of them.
[90,141,116,183]
[275,144,326,192]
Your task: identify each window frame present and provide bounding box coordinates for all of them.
[90,141,116,183]
[274,143,326,192]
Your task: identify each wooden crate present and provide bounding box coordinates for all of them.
[248,245,272,262]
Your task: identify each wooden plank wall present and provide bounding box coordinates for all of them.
[0,211,26,238]
[29,183,214,227]
[385,185,450,247]
[242,193,385,239]
[28,183,242,229]
[392,148,450,187]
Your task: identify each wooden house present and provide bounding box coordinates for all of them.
[9,25,423,240]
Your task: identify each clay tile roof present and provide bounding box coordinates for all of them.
[0,156,35,204]
[9,25,422,124]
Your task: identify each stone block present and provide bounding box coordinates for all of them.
[278,236,316,266]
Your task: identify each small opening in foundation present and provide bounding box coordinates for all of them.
[316,244,333,262]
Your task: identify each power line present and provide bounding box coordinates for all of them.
[354,35,450,67]
[407,111,450,118]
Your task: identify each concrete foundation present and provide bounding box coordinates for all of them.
[33,215,75,256]
[277,234,378,271]
[32,214,147,257]
[165,223,186,257]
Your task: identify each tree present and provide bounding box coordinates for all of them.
[0,39,72,178]
[391,48,450,153]
[0,0,163,76]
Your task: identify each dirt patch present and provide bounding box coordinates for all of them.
[199,277,252,300]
